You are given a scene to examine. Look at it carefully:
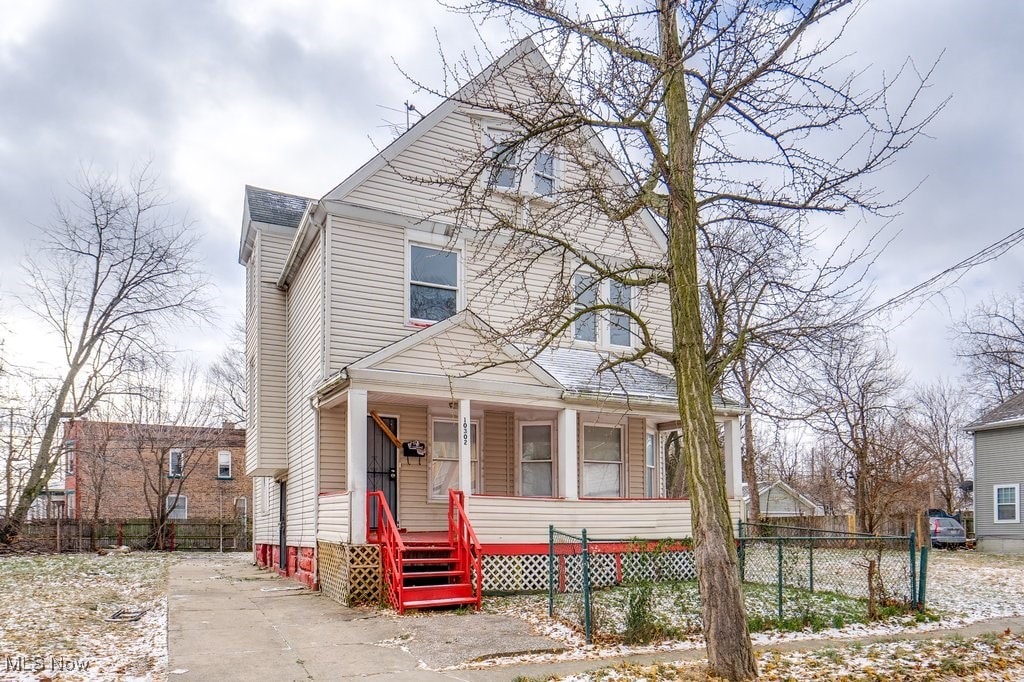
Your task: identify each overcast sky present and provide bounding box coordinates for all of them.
[1,1,1022,395]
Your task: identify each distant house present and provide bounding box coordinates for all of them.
[64,420,250,523]
[966,391,1024,553]
[743,480,824,519]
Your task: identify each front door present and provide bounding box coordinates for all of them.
[367,416,398,529]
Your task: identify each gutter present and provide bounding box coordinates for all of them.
[965,416,1024,434]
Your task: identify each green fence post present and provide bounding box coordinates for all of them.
[918,544,929,609]
[909,531,917,607]
[581,529,592,645]
[737,520,746,583]
[808,536,814,593]
[776,538,783,621]
[548,525,555,618]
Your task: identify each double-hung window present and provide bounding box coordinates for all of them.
[409,244,458,323]
[217,451,232,479]
[486,128,519,190]
[168,448,184,478]
[995,484,1019,523]
[533,151,556,196]
[572,276,632,347]
[644,432,657,498]
[429,419,479,500]
[582,425,622,497]
[520,423,554,497]
[166,494,187,520]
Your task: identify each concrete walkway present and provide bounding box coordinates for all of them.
[167,553,565,680]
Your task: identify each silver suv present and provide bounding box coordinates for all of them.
[929,516,967,549]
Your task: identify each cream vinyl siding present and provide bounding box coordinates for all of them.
[284,238,323,548]
[248,230,291,475]
[316,493,350,543]
[327,215,408,372]
[483,411,515,495]
[375,325,542,384]
[319,404,346,492]
[375,403,434,531]
[253,478,278,545]
[465,497,744,543]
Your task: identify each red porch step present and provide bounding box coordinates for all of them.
[394,535,474,611]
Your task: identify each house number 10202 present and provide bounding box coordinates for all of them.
[462,417,469,446]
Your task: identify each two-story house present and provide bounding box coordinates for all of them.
[242,38,747,610]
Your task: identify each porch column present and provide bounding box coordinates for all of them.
[723,416,743,500]
[458,398,472,493]
[347,389,368,543]
[557,408,578,500]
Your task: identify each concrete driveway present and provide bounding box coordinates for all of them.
[167,553,565,680]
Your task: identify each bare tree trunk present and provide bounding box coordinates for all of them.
[742,415,760,525]
[662,3,755,677]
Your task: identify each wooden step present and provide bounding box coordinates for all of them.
[402,569,462,580]
[402,556,457,566]
[402,595,479,611]
[402,582,472,602]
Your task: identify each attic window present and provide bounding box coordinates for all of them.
[409,244,459,323]
[488,140,519,190]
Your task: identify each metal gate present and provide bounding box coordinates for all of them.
[367,415,398,529]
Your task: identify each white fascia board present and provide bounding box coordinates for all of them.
[965,417,1024,434]
[324,200,459,237]
[275,202,321,290]
[347,367,565,405]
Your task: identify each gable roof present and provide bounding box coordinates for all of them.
[966,390,1024,432]
[742,480,823,513]
[239,185,313,264]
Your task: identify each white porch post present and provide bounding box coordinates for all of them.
[458,398,472,494]
[347,389,368,543]
[557,408,578,500]
[723,416,743,500]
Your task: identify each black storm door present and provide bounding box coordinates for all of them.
[367,416,398,529]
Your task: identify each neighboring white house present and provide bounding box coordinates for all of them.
[966,391,1024,554]
[743,480,824,519]
[241,38,747,609]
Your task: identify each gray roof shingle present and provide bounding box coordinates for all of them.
[245,185,311,228]
[967,391,1024,431]
[533,347,740,409]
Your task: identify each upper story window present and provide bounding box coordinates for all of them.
[484,126,559,196]
[168,448,184,478]
[533,151,556,196]
[217,451,232,479]
[489,139,519,190]
[409,244,459,324]
[572,276,633,348]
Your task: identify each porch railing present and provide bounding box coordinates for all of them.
[448,489,483,609]
[367,490,406,610]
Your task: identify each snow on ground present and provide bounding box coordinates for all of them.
[470,550,1024,672]
[0,552,173,681]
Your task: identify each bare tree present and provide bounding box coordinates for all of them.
[1,166,211,543]
[208,320,246,427]
[401,2,942,676]
[910,379,974,514]
[957,287,1024,402]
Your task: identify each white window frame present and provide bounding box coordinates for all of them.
[994,484,1020,523]
[571,275,634,349]
[166,494,188,520]
[517,420,556,498]
[405,234,463,328]
[484,125,520,192]
[168,448,184,478]
[644,431,658,499]
[531,148,560,197]
[581,423,624,498]
[429,417,480,501]
[217,451,232,479]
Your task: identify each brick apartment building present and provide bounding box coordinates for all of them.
[64,420,250,522]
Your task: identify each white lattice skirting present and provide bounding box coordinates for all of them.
[482,549,696,593]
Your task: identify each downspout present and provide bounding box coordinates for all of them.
[312,209,328,586]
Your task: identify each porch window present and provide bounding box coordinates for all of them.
[645,432,657,498]
[520,422,554,497]
[995,484,1019,523]
[582,425,622,497]
[430,419,479,499]
[409,245,458,323]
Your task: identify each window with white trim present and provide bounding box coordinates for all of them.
[485,128,519,190]
[645,432,657,498]
[217,451,232,479]
[520,422,554,497]
[166,494,187,520]
[168,448,184,478]
[409,244,459,323]
[533,150,556,196]
[572,276,633,347]
[995,484,1019,523]
[582,425,622,497]
[429,419,479,500]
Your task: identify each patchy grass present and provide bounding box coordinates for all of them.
[0,552,173,680]
[557,631,1024,681]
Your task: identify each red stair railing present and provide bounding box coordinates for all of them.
[447,489,483,609]
[367,491,407,612]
